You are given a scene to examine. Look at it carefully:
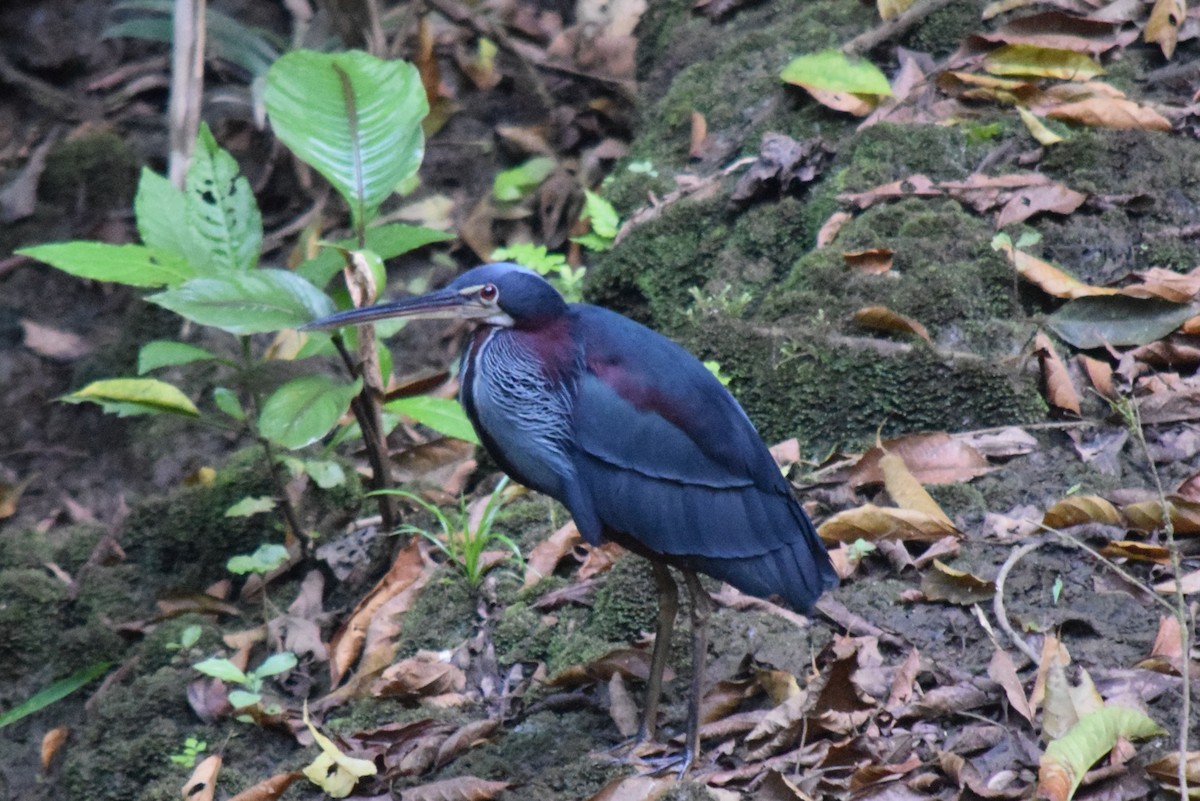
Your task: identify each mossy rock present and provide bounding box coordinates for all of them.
[0,568,67,679]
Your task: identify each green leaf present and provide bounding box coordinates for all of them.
[148,269,336,334]
[227,689,262,709]
[259,375,362,449]
[265,51,428,229]
[581,189,619,238]
[226,543,290,575]
[224,495,277,517]
[984,44,1104,80]
[0,662,110,729]
[212,387,246,421]
[295,223,454,289]
[138,340,218,374]
[253,652,298,678]
[17,242,194,288]
[192,657,249,684]
[303,459,347,489]
[1039,707,1164,799]
[1047,296,1198,349]
[135,168,196,262]
[384,395,480,445]
[65,378,200,417]
[493,156,556,202]
[781,49,892,96]
[186,124,262,273]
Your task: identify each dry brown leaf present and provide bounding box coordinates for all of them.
[577,541,624,579]
[839,174,941,208]
[372,652,467,700]
[0,474,35,519]
[19,319,94,361]
[996,237,1114,299]
[988,649,1034,723]
[850,432,992,486]
[920,559,995,605]
[1042,495,1121,529]
[1153,567,1200,595]
[1077,354,1115,399]
[700,676,760,724]
[402,775,511,801]
[879,452,955,527]
[226,771,303,801]
[1145,0,1186,58]
[817,211,853,248]
[995,182,1087,227]
[819,505,959,543]
[1029,635,1071,711]
[182,755,222,801]
[1046,96,1172,131]
[546,647,669,688]
[849,753,923,792]
[607,672,640,737]
[435,719,501,769]
[853,305,931,343]
[1100,540,1172,564]
[688,110,708,159]
[843,248,894,274]
[1122,497,1200,534]
[1122,266,1200,303]
[585,775,674,801]
[328,539,434,688]
[884,647,920,710]
[41,726,69,772]
[1034,332,1081,415]
[1145,751,1200,790]
[523,521,582,590]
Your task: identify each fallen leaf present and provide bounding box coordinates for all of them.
[1145,751,1200,793]
[1153,568,1200,595]
[1036,707,1164,801]
[920,559,995,605]
[608,672,640,737]
[879,451,955,528]
[1034,332,1081,415]
[402,775,511,801]
[182,755,222,801]
[0,474,35,519]
[1099,541,1171,564]
[226,772,303,801]
[984,44,1105,80]
[817,211,853,248]
[988,649,1034,723]
[1122,266,1200,304]
[1122,497,1200,534]
[1077,354,1115,399]
[372,652,467,700]
[1046,96,1172,131]
[994,235,1114,299]
[843,248,894,274]
[819,505,960,543]
[1144,0,1186,59]
[853,305,931,343]
[547,647,670,688]
[302,702,377,798]
[1042,495,1121,529]
[19,319,95,361]
[41,726,69,772]
[688,111,708,159]
[585,775,674,801]
[523,521,581,590]
[1016,105,1065,145]
[435,718,501,768]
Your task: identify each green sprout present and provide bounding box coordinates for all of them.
[380,478,523,588]
[168,736,208,768]
[192,651,297,716]
[491,243,586,303]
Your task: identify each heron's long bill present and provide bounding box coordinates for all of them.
[299,287,490,331]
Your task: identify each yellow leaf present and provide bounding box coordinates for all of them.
[1042,495,1121,529]
[880,452,954,527]
[302,701,377,798]
[818,504,959,543]
[1017,106,1065,145]
[1145,0,1187,59]
[877,0,916,20]
[984,44,1104,80]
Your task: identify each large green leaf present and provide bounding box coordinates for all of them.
[259,374,361,449]
[781,49,892,95]
[385,395,480,445]
[17,242,194,288]
[65,378,200,417]
[1039,707,1164,800]
[295,223,454,289]
[1047,296,1197,349]
[0,662,110,729]
[265,51,428,228]
[148,269,335,334]
[134,168,196,263]
[138,340,219,374]
[186,124,262,272]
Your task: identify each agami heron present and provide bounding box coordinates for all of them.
[303,262,837,770]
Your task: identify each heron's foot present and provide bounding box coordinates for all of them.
[631,746,696,779]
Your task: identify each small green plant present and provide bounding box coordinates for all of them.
[686,285,753,319]
[703,360,732,387]
[168,736,208,768]
[165,624,203,653]
[491,243,586,303]
[226,543,289,575]
[571,189,619,252]
[193,651,297,714]
[381,478,522,588]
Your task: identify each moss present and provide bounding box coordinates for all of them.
[589,556,659,645]
[38,130,139,214]
[900,0,986,57]
[394,572,477,656]
[838,124,975,191]
[926,482,989,521]
[0,568,66,678]
[494,601,555,665]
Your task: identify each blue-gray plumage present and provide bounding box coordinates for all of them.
[302,262,837,771]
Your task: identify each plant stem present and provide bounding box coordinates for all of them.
[259,436,306,554]
[331,333,396,531]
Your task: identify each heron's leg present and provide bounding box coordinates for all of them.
[681,569,711,774]
[640,561,678,743]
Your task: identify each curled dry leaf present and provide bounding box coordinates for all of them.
[435,718,501,769]
[523,521,581,590]
[1077,354,1115,399]
[919,559,995,605]
[1033,332,1081,416]
[995,238,1113,300]
[850,432,990,486]
[1099,540,1171,564]
[225,771,303,801]
[1042,495,1121,529]
[608,672,640,737]
[1121,497,1200,534]
[41,726,69,772]
[1144,0,1186,59]
[879,452,955,528]
[1145,751,1200,791]
[817,211,853,248]
[585,775,674,801]
[182,755,222,801]
[843,248,894,274]
[819,504,960,544]
[1152,567,1200,595]
[371,652,467,700]
[988,648,1034,724]
[852,305,931,343]
[1046,96,1172,131]
[546,647,670,688]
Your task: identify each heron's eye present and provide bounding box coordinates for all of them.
[480,283,499,302]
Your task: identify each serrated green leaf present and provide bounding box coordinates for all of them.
[295,224,453,289]
[186,124,262,273]
[781,50,892,96]
[192,657,249,684]
[138,340,218,374]
[17,242,194,288]
[253,652,298,678]
[581,189,619,238]
[493,156,556,202]
[1047,296,1197,349]
[304,459,347,489]
[1039,707,1164,799]
[134,168,196,262]
[384,395,480,445]
[66,378,199,417]
[0,662,110,730]
[226,543,290,575]
[148,269,335,334]
[265,51,428,228]
[212,387,246,421]
[224,495,276,517]
[259,375,361,449]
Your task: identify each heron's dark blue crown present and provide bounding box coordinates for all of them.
[449,262,568,327]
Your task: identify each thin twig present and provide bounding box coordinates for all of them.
[331,334,397,531]
[842,0,961,56]
[993,541,1043,663]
